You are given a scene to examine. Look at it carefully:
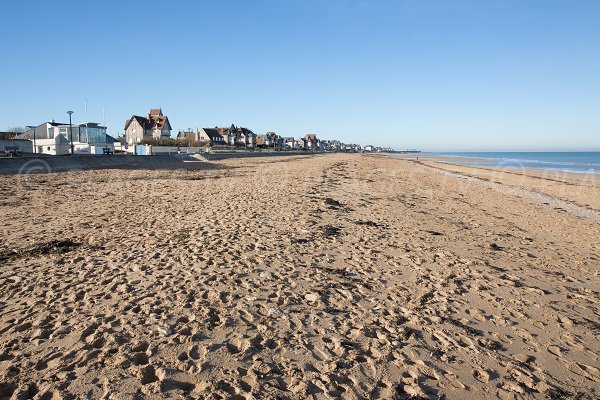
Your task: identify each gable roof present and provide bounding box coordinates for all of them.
[151,115,171,130]
[202,128,226,141]
[124,115,150,131]
[177,130,193,140]
[18,122,65,139]
[0,132,17,139]
[124,114,171,131]
[105,134,119,143]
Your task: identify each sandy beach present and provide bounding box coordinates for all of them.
[0,154,598,399]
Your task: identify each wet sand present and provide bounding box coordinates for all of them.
[0,154,598,399]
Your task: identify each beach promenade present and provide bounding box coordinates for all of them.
[0,154,598,399]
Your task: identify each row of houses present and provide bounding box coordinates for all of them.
[5,108,173,155]
[363,145,393,152]
[4,107,383,155]
[175,128,324,150]
[122,108,328,151]
[176,126,254,147]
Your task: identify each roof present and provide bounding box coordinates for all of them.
[202,128,226,141]
[0,132,17,139]
[124,115,150,131]
[149,108,163,116]
[77,122,105,128]
[151,115,170,130]
[177,131,192,140]
[17,125,52,139]
[124,114,171,131]
[305,134,317,140]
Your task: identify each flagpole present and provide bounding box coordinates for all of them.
[85,98,88,143]
[103,106,106,145]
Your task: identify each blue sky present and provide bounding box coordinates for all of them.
[1,0,599,151]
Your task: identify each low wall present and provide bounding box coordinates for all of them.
[0,154,206,175]
[0,152,319,175]
[0,139,33,153]
[151,146,205,155]
[202,151,311,160]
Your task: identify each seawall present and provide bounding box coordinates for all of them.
[0,155,203,175]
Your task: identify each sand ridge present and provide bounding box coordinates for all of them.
[0,154,598,399]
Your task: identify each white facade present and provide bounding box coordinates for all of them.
[33,137,70,155]
[20,122,112,155]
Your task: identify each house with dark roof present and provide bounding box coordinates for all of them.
[257,132,283,148]
[190,125,257,147]
[200,128,227,145]
[219,125,256,148]
[303,133,319,150]
[281,136,300,149]
[177,128,226,145]
[124,108,172,144]
[238,127,257,148]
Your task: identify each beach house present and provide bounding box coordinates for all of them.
[124,108,172,145]
[239,127,257,148]
[203,128,228,145]
[177,128,226,145]
[320,139,342,151]
[19,121,112,155]
[280,137,299,149]
[340,143,359,152]
[216,125,257,148]
[236,126,257,148]
[257,132,282,148]
[304,134,319,150]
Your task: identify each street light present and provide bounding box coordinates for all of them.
[67,111,74,155]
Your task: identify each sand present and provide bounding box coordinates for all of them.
[0,154,598,399]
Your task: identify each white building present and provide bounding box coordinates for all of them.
[19,121,112,155]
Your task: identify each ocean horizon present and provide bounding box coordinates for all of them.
[428,151,600,174]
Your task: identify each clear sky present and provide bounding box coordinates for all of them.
[1,0,599,151]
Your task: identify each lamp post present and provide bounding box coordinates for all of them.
[67,111,74,155]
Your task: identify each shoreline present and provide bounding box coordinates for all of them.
[380,153,600,212]
[388,152,600,176]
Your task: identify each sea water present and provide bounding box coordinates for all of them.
[431,152,600,174]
